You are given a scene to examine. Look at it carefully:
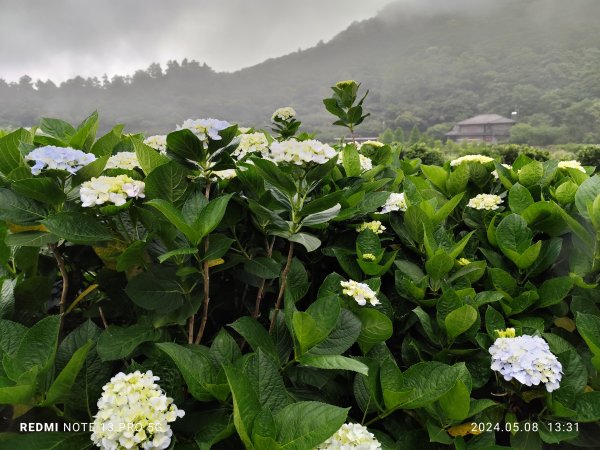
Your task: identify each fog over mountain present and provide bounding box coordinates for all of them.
[1,0,599,143]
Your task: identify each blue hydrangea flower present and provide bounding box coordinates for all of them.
[26,146,96,175]
[490,334,562,392]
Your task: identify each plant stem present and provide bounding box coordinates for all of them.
[252,237,276,319]
[49,244,69,316]
[269,242,295,334]
[194,180,213,345]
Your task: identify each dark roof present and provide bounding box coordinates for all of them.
[457,114,516,125]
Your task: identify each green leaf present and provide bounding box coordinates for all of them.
[245,257,281,279]
[229,317,279,363]
[287,233,321,252]
[167,129,205,163]
[575,174,600,219]
[69,111,99,150]
[132,138,170,174]
[252,157,297,196]
[42,213,112,243]
[247,350,290,412]
[0,189,47,224]
[293,312,323,355]
[5,231,58,247]
[125,267,186,311]
[90,124,124,157]
[0,129,30,175]
[576,313,600,369]
[40,118,75,140]
[146,198,196,242]
[41,341,93,406]
[398,362,461,409]
[299,355,369,375]
[158,342,225,401]
[144,160,189,204]
[445,305,478,340]
[425,251,454,281]
[509,183,534,214]
[485,306,505,337]
[97,323,161,361]
[439,379,470,420]
[194,410,235,450]
[356,308,393,353]
[224,366,261,449]
[537,277,574,308]
[555,180,578,205]
[2,315,60,382]
[575,392,600,422]
[12,178,65,206]
[0,433,93,450]
[518,161,544,186]
[421,164,448,191]
[496,213,532,254]
[307,309,361,356]
[342,144,361,177]
[195,194,233,244]
[273,401,348,450]
[302,204,341,226]
[380,357,412,409]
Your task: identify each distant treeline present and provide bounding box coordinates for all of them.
[1,0,599,144]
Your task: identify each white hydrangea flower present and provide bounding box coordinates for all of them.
[106,152,141,170]
[177,118,231,144]
[359,154,373,172]
[380,192,407,214]
[262,139,337,165]
[80,175,145,207]
[143,135,167,154]
[340,280,380,306]
[272,106,296,122]
[91,370,185,450]
[233,132,269,160]
[467,194,503,211]
[238,127,252,134]
[25,146,96,175]
[492,163,512,179]
[356,220,386,235]
[450,154,494,167]
[558,160,586,173]
[490,334,562,392]
[317,423,382,449]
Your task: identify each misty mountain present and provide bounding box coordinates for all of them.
[1,0,599,142]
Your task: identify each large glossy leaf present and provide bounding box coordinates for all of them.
[97,323,161,361]
[42,213,112,243]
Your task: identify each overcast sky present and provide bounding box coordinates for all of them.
[0,0,391,83]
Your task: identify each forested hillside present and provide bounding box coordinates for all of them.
[1,0,599,143]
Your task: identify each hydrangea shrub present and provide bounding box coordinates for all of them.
[0,81,598,449]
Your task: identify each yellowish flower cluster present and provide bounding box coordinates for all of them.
[558,160,586,173]
[80,175,145,207]
[271,107,296,122]
[356,220,386,234]
[143,135,167,154]
[106,152,141,170]
[467,194,503,211]
[450,154,494,167]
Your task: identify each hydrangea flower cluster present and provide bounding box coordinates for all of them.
[380,192,407,213]
[262,139,337,165]
[177,118,231,144]
[491,163,512,179]
[26,146,96,175]
[356,220,386,234]
[340,280,380,306]
[362,253,376,262]
[91,370,185,450]
[489,331,562,392]
[558,160,586,173]
[80,175,145,207]
[467,194,503,211]
[271,106,296,122]
[143,135,167,154]
[450,154,494,167]
[232,132,269,160]
[359,154,373,172]
[106,152,141,170]
[317,423,382,449]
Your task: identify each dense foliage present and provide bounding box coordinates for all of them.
[2,0,600,145]
[0,80,599,450]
